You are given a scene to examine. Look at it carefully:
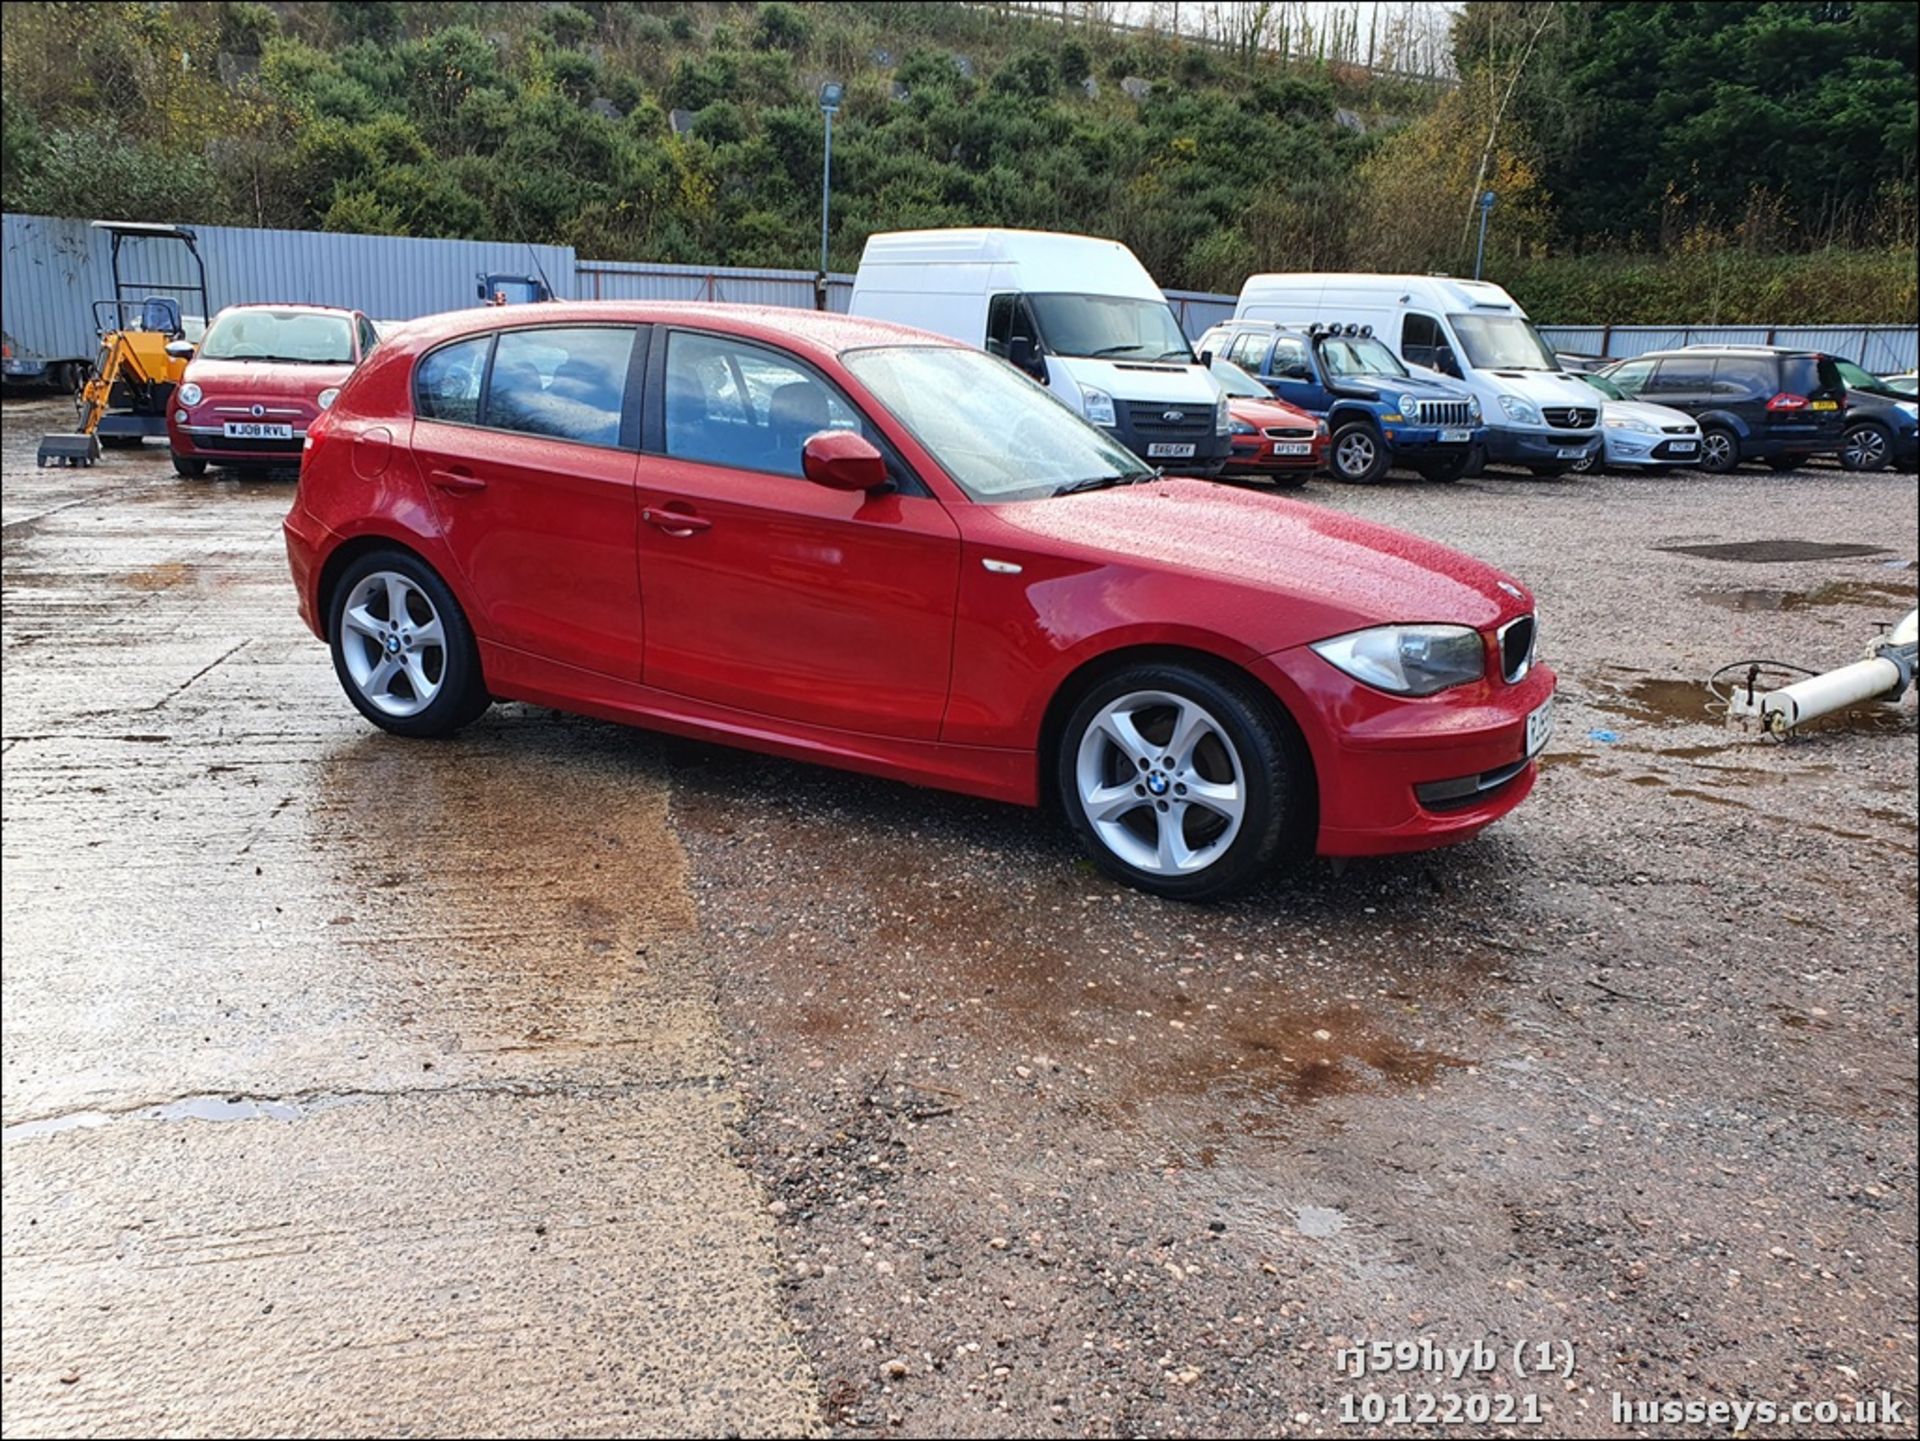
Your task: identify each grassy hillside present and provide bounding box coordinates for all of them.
[2,1,1912,322]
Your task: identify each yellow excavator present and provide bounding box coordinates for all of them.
[37,221,212,467]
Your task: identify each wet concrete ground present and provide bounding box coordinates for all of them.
[3,396,1915,1437]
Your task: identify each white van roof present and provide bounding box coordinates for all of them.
[856,228,1166,301]
[1238,272,1525,316]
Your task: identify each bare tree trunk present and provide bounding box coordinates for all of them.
[1461,2,1557,255]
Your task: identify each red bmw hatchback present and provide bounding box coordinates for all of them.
[284,303,1553,899]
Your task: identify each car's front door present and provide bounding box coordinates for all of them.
[409,324,646,680]
[632,327,961,740]
[1264,334,1331,413]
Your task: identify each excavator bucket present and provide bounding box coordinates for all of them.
[37,433,102,467]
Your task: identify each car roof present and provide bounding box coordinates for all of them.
[378,301,959,361]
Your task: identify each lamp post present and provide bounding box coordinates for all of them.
[1473,189,1497,280]
[817,80,843,307]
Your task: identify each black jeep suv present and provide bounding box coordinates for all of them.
[1599,346,1845,473]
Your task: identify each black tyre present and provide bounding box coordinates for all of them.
[1763,456,1801,472]
[171,453,207,478]
[1839,424,1891,473]
[1417,451,1474,483]
[1329,421,1391,483]
[328,549,491,739]
[1056,661,1310,900]
[1567,447,1602,475]
[1699,426,1740,473]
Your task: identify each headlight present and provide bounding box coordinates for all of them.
[1398,393,1421,418]
[1215,394,1231,435]
[1499,395,1542,425]
[1314,417,1329,437]
[1467,395,1482,421]
[1229,418,1256,436]
[1604,414,1657,433]
[1311,624,1486,696]
[177,382,202,406]
[1080,384,1117,427]
[317,387,340,410]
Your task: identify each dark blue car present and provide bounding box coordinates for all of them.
[1199,321,1487,483]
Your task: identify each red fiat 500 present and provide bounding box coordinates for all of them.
[283,303,1553,899]
[1212,357,1327,485]
[169,304,378,476]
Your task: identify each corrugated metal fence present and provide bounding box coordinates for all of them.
[1540,324,1918,374]
[2,213,573,367]
[5,212,1914,372]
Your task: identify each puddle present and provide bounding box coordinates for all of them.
[1656,540,1891,563]
[1295,1205,1349,1238]
[1701,580,1919,613]
[4,1092,309,1141]
[1601,677,1714,726]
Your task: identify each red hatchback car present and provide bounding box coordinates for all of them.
[169,304,379,476]
[1211,356,1327,485]
[284,303,1554,898]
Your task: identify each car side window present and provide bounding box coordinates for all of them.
[357,316,379,358]
[1648,356,1713,394]
[1710,355,1774,398]
[1402,313,1443,368]
[663,331,866,479]
[985,294,1014,357]
[414,336,491,424]
[1228,332,1269,373]
[1269,337,1312,380]
[483,327,634,448]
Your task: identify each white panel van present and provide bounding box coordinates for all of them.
[1234,273,1602,475]
[849,228,1229,474]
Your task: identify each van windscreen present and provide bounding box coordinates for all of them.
[1446,313,1559,371]
[1026,294,1193,363]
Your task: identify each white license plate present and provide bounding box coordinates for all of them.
[1525,697,1555,758]
[1556,447,1586,459]
[223,422,293,440]
[1668,440,1697,452]
[1146,442,1196,459]
[1273,442,1313,456]
[1439,428,1473,444]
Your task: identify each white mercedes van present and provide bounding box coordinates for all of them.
[1234,273,1602,476]
[849,228,1230,474]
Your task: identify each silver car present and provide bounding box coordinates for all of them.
[1570,372,1702,474]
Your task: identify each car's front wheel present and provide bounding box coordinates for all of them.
[1699,426,1740,473]
[1840,423,1891,473]
[1417,451,1474,483]
[171,452,207,478]
[1329,422,1390,483]
[1057,663,1307,900]
[329,550,490,738]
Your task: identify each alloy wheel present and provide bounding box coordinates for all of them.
[1074,690,1246,876]
[338,570,447,718]
[1335,432,1376,479]
[1843,426,1887,470]
[1701,431,1735,470]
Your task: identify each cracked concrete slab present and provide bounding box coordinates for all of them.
[2,403,821,1436]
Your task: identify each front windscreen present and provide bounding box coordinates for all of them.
[1026,294,1194,363]
[1208,358,1269,398]
[1320,336,1407,379]
[1447,313,1559,371]
[843,346,1152,502]
[201,310,353,364]
[1581,372,1626,401]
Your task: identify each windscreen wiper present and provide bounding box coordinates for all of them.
[1086,344,1146,358]
[1052,470,1158,497]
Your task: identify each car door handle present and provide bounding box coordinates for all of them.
[643,506,712,536]
[428,467,486,494]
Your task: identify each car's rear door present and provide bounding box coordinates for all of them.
[1644,354,1715,418]
[409,324,647,679]
[631,326,960,740]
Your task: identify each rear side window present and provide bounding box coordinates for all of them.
[484,327,634,447]
[357,315,379,358]
[414,336,490,424]
[1607,359,1653,394]
[1710,355,1775,398]
[1780,355,1842,398]
[1648,355,1713,393]
[663,330,866,478]
[1228,331,1270,372]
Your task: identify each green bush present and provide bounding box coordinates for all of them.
[752,3,811,54]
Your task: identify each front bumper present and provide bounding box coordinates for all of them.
[1378,423,1486,455]
[1226,434,1324,473]
[1258,645,1556,857]
[1603,429,1702,466]
[3,357,50,380]
[172,422,309,464]
[1485,426,1601,465]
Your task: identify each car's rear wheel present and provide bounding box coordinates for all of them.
[1329,421,1390,483]
[1840,423,1890,473]
[1057,662,1307,900]
[1699,427,1740,473]
[329,550,490,738]
[171,453,207,478]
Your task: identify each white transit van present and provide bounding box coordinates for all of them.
[1234,273,1602,475]
[849,228,1230,474]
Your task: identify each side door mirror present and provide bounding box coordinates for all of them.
[802,430,888,492]
[1006,336,1046,382]
[1434,346,1460,378]
[165,339,196,362]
